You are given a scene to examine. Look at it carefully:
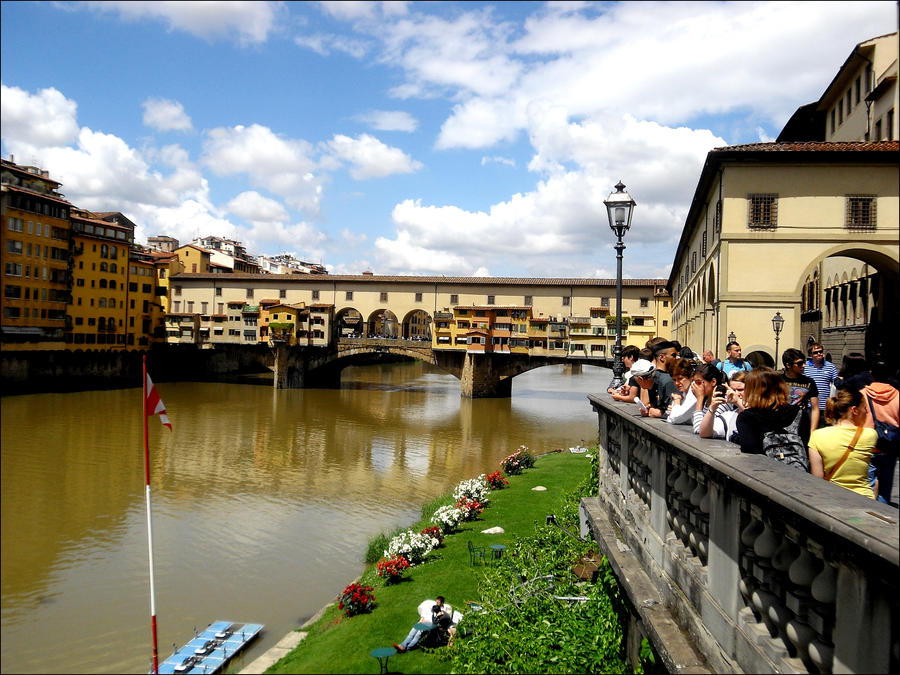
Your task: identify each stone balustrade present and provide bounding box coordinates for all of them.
[580,394,898,674]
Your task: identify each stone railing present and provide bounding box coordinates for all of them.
[581,394,899,674]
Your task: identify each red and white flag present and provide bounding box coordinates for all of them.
[145,373,172,431]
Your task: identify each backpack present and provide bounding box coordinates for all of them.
[867,395,900,455]
[761,407,810,471]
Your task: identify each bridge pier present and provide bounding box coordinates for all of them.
[273,344,307,389]
[460,353,512,398]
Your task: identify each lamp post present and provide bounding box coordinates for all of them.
[604,181,636,390]
[727,330,737,345]
[772,312,785,367]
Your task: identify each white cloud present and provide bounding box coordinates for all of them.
[245,220,328,261]
[374,230,475,274]
[355,110,418,132]
[201,124,323,213]
[480,155,516,167]
[142,98,193,132]
[294,33,369,58]
[340,228,368,247]
[0,84,79,147]
[318,1,409,22]
[81,1,281,46]
[324,133,422,179]
[226,190,290,223]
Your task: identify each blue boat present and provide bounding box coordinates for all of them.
[156,621,264,674]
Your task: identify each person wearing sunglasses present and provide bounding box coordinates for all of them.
[781,348,819,429]
[804,342,838,427]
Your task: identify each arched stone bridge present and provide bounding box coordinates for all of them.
[272,337,612,397]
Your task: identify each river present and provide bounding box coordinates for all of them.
[1,361,610,673]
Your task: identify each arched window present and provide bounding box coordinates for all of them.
[108,316,117,331]
[101,244,108,258]
[100,262,108,272]
[99,298,107,308]
[110,263,117,273]
[109,280,116,289]
[99,279,107,289]
[97,317,106,331]
[108,298,116,308]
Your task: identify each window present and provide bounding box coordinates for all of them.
[601,297,609,307]
[865,64,873,92]
[855,76,861,104]
[173,285,182,296]
[875,119,882,141]
[246,288,254,299]
[5,262,23,276]
[6,240,23,254]
[888,109,895,141]
[487,295,495,305]
[380,292,388,302]
[201,302,208,314]
[663,301,669,307]
[838,103,843,125]
[450,294,458,305]
[3,307,21,319]
[701,230,707,258]
[7,217,23,232]
[524,295,532,306]
[748,194,778,229]
[845,195,876,230]
[663,320,668,327]
[279,289,286,298]
[415,292,423,302]
[173,301,181,312]
[215,287,222,296]
[4,285,21,299]
[846,89,852,116]
[345,291,353,301]
[691,252,697,274]
[312,290,320,300]
[562,296,570,306]
[187,301,194,312]
[142,283,151,293]
[640,297,649,308]
[160,269,167,279]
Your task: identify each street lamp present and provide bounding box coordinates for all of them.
[771,312,785,367]
[727,330,737,345]
[604,180,636,390]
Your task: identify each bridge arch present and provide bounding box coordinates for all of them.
[366,309,399,338]
[401,309,432,340]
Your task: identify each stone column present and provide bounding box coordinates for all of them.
[460,353,511,398]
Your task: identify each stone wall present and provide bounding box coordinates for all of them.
[582,394,898,674]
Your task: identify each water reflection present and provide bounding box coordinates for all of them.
[1,362,609,673]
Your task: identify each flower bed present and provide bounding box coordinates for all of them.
[455,497,485,521]
[485,470,510,489]
[453,475,490,504]
[420,525,444,546]
[431,505,464,533]
[384,529,437,565]
[500,445,536,475]
[376,555,411,584]
[338,582,375,617]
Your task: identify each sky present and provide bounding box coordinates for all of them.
[1,2,896,279]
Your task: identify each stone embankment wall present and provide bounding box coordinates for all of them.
[1,344,274,395]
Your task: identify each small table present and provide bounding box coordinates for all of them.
[370,647,396,674]
[489,544,507,563]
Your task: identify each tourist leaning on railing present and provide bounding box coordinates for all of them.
[666,358,697,425]
[691,363,736,439]
[808,388,877,499]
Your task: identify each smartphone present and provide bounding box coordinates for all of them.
[634,396,648,412]
[715,384,727,397]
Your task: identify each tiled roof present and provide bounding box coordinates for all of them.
[713,140,898,153]
[172,273,668,286]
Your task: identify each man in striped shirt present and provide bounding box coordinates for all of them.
[803,342,838,428]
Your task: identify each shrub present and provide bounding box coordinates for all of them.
[431,505,464,533]
[453,475,490,504]
[500,445,536,475]
[455,497,485,521]
[384,529,437,565]
[420,525,444,546]
[364,531,393,564]
[338,582,375,617]
[485,470,509,490]
[376,555,411,584]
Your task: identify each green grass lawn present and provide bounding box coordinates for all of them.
[267,451,593,674]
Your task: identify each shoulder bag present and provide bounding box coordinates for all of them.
[824,426,864,482]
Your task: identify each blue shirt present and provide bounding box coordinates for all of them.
[804,359,838,409]
[717,359,752,379]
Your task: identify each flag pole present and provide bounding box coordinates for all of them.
[143,354,160,674]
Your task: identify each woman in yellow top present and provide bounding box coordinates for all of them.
[808,389,877,498]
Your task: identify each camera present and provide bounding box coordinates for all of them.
[715,384,727,396]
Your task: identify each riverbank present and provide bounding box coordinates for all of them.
[261,449,611,674]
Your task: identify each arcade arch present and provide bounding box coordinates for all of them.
[335,307,363,338]
[402,309,432,340]
[367,309,399,338]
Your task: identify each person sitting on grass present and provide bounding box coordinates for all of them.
[393,596,454,653]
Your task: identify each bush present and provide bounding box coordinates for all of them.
[384,529,438,565]
[500,445,536,475]
[338,582,375,617]
[420,525,444,546]
[455,497,486,521]
[431,505,464,533]
[453,475,490,504]
[365,527,404,564]
[485,470,510,490]
[376,555,411,584]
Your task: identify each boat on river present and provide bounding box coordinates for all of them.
[155,621,264,674]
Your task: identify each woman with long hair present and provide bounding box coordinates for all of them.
[808,389,877,498]
[735,367,811,458]
[691,363,734,438]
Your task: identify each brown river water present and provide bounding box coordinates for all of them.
[1,361,610,673]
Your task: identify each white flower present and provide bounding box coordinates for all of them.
[384,530,435,565]
[431,505,464,533]
[453,475,491,504]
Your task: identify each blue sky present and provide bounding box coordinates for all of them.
[1,1,895,278]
